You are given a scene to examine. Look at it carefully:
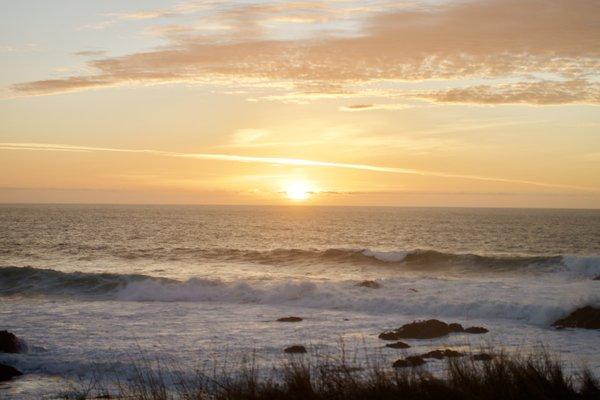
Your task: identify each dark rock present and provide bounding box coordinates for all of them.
[356,280,381,289]
[422,349,464,359]
[0,364,22,382]
[0,331,27,353]
[392,356,426,368]
[277,316,303,323]
[448,323,464,332]
[444,349,464,358]
[385,341,410,349]
[379,331,403,340]
[421,350,445,360]
[552,306,600,329]
[284,345,307,354]
[464,326,489,334]
[593,276,600,281]
[472,353,494,361]
[386,319,453,340]
[408,288,418,292]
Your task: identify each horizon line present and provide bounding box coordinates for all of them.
[1,201,599,211]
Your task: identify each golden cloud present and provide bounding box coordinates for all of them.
[12,0,600,105]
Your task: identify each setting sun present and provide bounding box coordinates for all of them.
[284,181,312,201]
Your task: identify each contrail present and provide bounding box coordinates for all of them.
[0,142,597,192]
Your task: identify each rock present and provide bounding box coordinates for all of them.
[443,349,464,358]
[448,323,464,332]
[421,349,464,359]
[0,364,22,382]
[284,345,307,354]
[379,331,403,340]
[382,319,453,340]
[593,276,600,281]
[385,341,410,349]
[472,353,494,361]
[552,306,600,329]
[421,350,445,360]
[356,280,381,289]
[0,331,27,353]
[392,356,426,368]
[408,288,418,292]
[464,326,488,334]
[277,316,303,323]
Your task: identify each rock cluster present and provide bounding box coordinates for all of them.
[0,364,22,382]
[392,356,426,368]
[0,330,25,381]
[0,330,27,354]
[379,319,487,340]
[552,306,600,329]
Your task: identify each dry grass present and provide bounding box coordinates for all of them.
[62,348,599,400]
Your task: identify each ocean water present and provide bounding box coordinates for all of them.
[1,205,599,398]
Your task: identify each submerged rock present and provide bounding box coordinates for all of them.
[385,341,410,349]
[464,326,489,334]
[0,331,27,353]
[552,306,600,329]
[356,280,381,289]
[284,345,307,354]
[392,356,426,368]
[421,349,464,359]
[277,316,303,323]
[0,364,22,381]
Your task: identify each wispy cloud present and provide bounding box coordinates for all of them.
[416,80,600,106]
[11,0,600,105]
[73,50,107,57]
[339,103,413,112]
[1,142,597,192]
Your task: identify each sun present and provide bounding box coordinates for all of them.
[284,181,312,201]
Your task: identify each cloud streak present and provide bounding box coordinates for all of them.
[1,142,597,192]
[416,80,600,105]
[11,0,600,105]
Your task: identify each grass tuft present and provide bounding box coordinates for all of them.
[64,347,598,400]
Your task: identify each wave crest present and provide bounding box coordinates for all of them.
[1,264,599,326]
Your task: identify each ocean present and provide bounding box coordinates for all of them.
[1,204,599,398]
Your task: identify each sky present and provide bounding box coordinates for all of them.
[0,0,599,208]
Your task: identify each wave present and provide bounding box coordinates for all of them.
[1,261,599,325]
[181,247,591,275]
[8,241,599,275]
[70,246,596,272]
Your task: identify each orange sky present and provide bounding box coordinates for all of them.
[1,0,599,207]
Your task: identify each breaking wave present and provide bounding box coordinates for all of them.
[1,263,599,325]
